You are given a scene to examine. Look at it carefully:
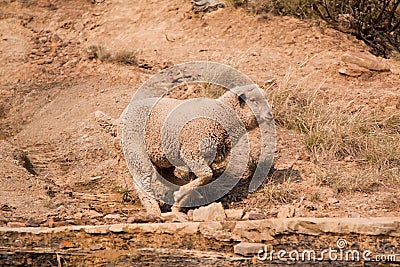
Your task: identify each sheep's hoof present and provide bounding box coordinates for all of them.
[171,206,189,222]
[174,187,204,204]
[145,213,164,223]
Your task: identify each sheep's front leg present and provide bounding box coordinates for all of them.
[171,162,213,214]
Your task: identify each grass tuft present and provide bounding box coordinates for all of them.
[266,68,400,193]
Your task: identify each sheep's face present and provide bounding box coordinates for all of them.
[221,85,273,130]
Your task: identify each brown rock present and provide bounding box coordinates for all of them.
[104,214,121,219]
[7,222,26,228]
[161,212,188,222]
[26,219,45,227]
[339,64,370,77]
[127,213,163,223]
[249,212,267,220]
[54,221,70,227]
[91,244,104,251]
[341,52,390,71]
[74,212,83,221]
[85,210,103,219]
[234,242,266,256]
[225,209,244,221]
[59,240,75,249]
[192,203,226,222]
[109,224,126,233]
[242,212,267,220]
[390,67,400,75]
[84,225,109,234]
[277,205,295,219]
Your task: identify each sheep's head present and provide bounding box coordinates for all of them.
[219,84,273,130]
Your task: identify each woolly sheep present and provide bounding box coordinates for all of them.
[96,84,273,218]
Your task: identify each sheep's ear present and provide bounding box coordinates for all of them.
[238,93,246,108]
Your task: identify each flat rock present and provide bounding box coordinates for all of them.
[85,210,103,219]
[127,214,164,223]
[339,64,370,77]
[104,214,120,219]
[277,205,295,219]
[7,222,26,228]
[391,67,400,75]
[59,240,75,249]
[233,242,265,256]
[161,212,188,222]
[341,51,390,71]
[350,212,361,218]
[242,212,266,220]
[109,224,126,233]
[224,209,244,220]
[192,203,226,222]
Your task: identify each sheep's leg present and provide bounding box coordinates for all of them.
[172,163,213,214]
[135,186,162,217]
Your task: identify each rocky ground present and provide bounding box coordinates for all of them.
[0,0,399,265]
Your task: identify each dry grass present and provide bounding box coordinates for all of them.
[266,69,400,193]
[262,179,299,204]
[113,51,138,66]
[86,45,138,66]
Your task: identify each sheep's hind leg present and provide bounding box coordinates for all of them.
[135,186,162,219]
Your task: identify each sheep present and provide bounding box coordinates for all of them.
[96,84,274,219]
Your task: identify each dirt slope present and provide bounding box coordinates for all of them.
[0,0,399,227]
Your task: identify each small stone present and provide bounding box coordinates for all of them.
[26,218,46,227]
[192,202,226,222]
[90,176,102,181]
[277,205,295,219]
[109,224,126,233]
[84,225,109,234]
[341,51,390,71]
[7,222,26,228]
[104,214,120,219]
[187,209,194,221]
[91,244,104,251]
[54,221,70,227]
[390,68,400,75]
[86,210,103,219]
[40,222,49,227]
[328,197,340,204]
[234,242,265,256]
[224,209,244,220]
[48,218,55,228]
[59,240,75,249]
[161,212,187,222]
[350,213,361,218]
[339,64,370,77]
[248,212,267,220]
[14,240,24,247]
[127,216,143,223]
[74,212,83,221]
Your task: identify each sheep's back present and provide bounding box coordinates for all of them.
[144,97,232,168]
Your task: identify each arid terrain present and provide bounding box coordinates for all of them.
[0,0,399,265]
